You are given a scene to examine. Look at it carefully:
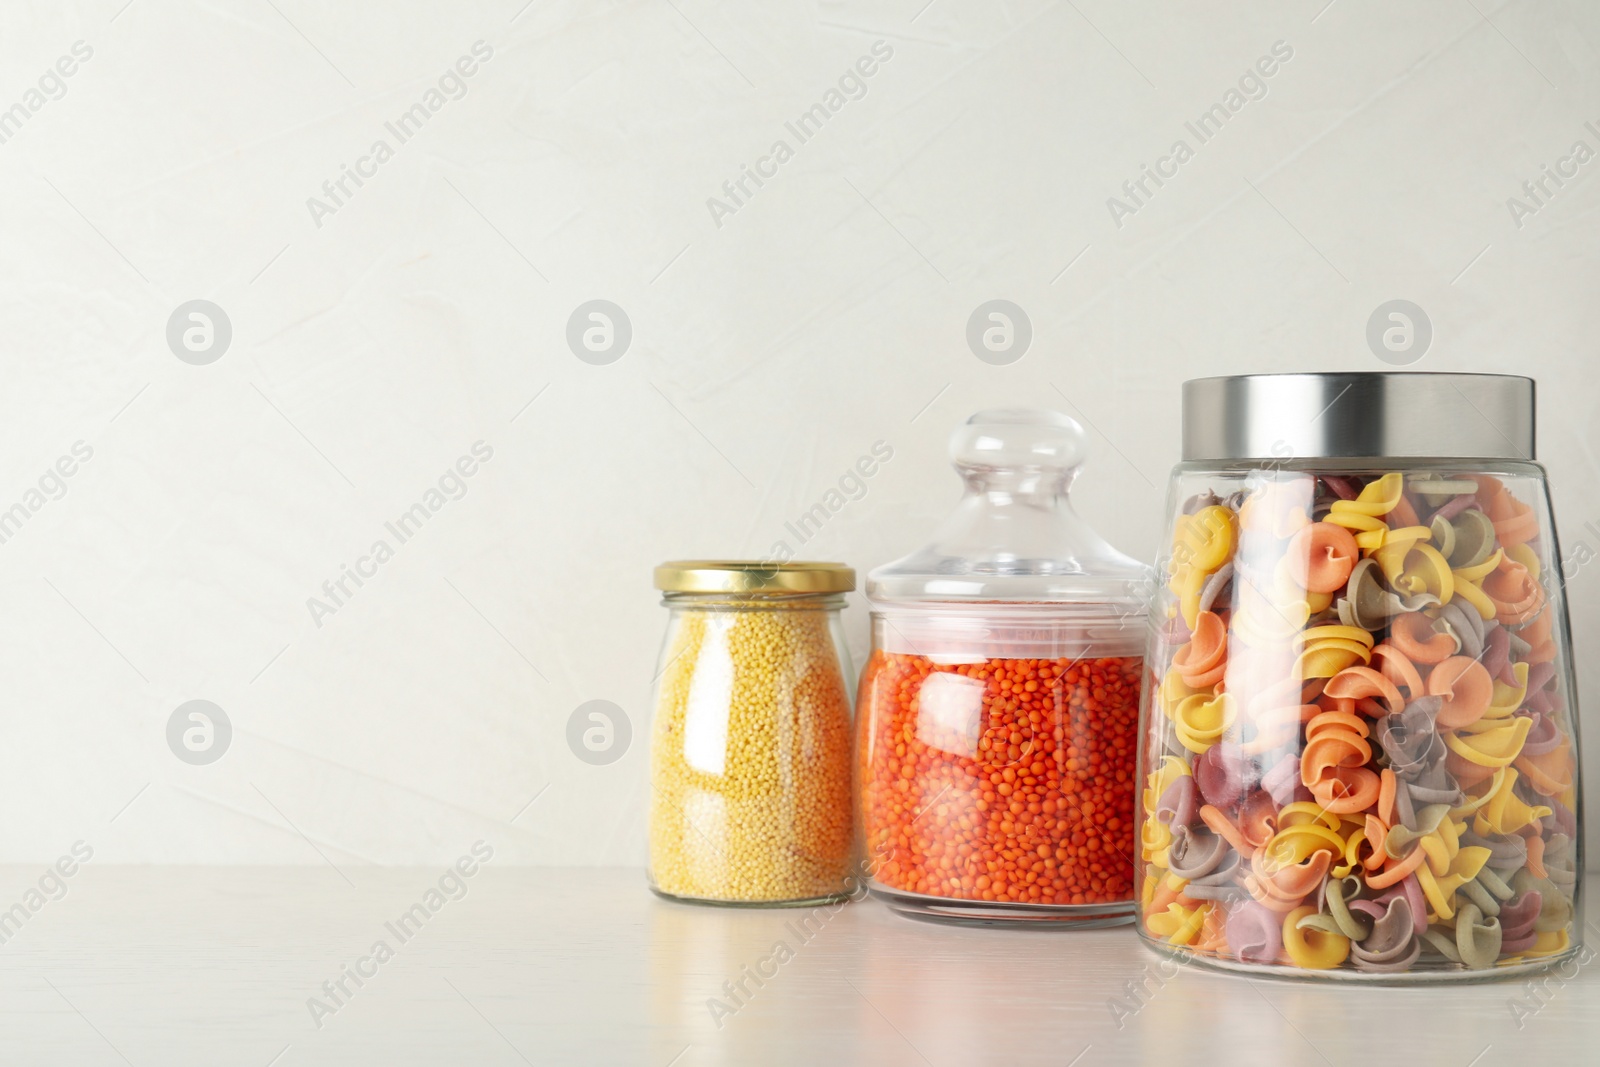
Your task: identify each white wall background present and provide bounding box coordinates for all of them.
[1,0,1597,868]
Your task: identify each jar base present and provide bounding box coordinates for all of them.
[1139,937,1586,985]
[648,884,854,910]
[870,884,1135,929]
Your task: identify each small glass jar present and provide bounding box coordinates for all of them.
[1137,373,1583,981]
[647,561,857,906]
[857,410,1153,926]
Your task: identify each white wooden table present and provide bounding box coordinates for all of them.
[0,866,1592,1065]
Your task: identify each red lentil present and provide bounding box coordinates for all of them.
[857,652,1140,906]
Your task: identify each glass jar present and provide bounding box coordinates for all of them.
[647,561,857,906]
[857,410,1153,926]
[1137,373,1583,980]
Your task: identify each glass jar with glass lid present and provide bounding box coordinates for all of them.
[857,409,1152,927]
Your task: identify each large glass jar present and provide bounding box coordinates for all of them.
[857,410,1153,926]
[647,561,857,906]
[1137,373,1583,980]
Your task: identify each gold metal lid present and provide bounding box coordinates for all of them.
[654,560,855,594]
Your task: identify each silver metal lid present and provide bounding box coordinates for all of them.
[1182,373,1535,462]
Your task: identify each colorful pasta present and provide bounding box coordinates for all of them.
[1139,471,1579,976]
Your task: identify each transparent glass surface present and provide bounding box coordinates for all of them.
[647,594,856,906]
[1136,462,1583,980]
[858,409,1151,925]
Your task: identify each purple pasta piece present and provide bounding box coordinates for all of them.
[1499,891,1542,937]
[1349,877,1428,937]
[1196,562,1235,617]
[1408,781,1462,807]
[1480,625,1511,682]
[1167,824,1232,881]
[1519,712,1563,756]
[1377,699,1443,778]
[1194,743,1259,809]
[1155,775,1200,827]
[1461,829,1528,868]
[1434,495,1479,521]
[1182,490,1223,515]
[1499,892,1542,954]
[1523,662,1560,715]
[1353,937,1422,973]
[1501,931,1540,954]
[1526,661,1557,693]
[1350,897,1422,974]
[1393,782,1416,831]
[1186,850,1243,888]
[1437,600,1486,661]
[1396,876,1429,935]
[1182,882,1247,902]
[1546,798,1578,840]
[1226,900,1283,964]
[1322,475,1359,500]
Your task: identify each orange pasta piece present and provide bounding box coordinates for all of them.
[1517,609,1556,663]
[1370,643,1425,699]
[1389,612,1456,665]
[1426,656,1494,729]
[1308,767,1381,814]
[1193,903,1230,953]
[1476,478,1540,547]
[1199,804,1252,855]
[1446,750,1499,790]
[1147,876,1186,915]
[1497,511,1539,547]
[1473,475,1540,546]
[1286,521,1361,593]
[1472,475,1505,509]
[1516,743,1575,796]
[1239,790,1279,849]
[1301,705,1381,814]
[1362,814,1389,870]
[1247,847,1332,911]
[1366,842,1427,889]
[1483,560,1546,625]
[1388,493,1421,529]
[1173,610,1228,688]
[1524,832,1547,879]
[1322,666,1404,717]
[1305,708,1369,743]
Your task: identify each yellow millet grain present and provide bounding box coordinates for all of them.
[648,606,854,903]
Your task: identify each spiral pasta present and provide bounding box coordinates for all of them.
[1139,470,1579,975]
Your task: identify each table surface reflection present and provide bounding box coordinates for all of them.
[0,866,1592,1065]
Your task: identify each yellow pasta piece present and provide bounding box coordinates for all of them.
[1148,902,1208,945]
[1284,905,1351,969]
[1445,715,1534,768]
[1278,802,1343,831]
[1265,823,1347,866]
[1172,692,1236,754]
[1485,662,1530,719]
[1472,767,1551,836]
